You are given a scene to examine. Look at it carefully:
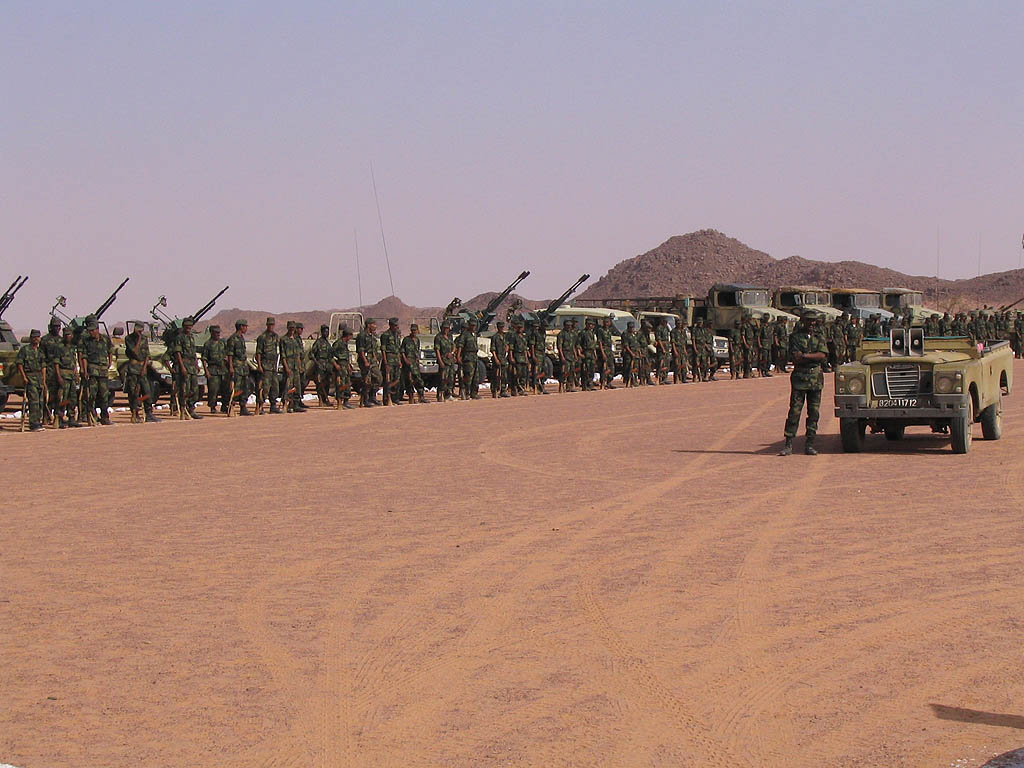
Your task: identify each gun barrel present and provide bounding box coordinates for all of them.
[93,277,130,319]
[998,295,1024,312]
[0,275,27,317]
[541,274,590,318]
[192,285,229,322]
[480,270,531,320]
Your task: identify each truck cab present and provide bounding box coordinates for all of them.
[772,286,843,322]
[880,287,940,326]
[831,288,894,323]
[707,284,798,334]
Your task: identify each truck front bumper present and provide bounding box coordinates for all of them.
[834,393,969,420]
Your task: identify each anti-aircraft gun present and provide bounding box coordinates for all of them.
[0,275,30,408]
[438,271,531,335]
[509,274,590,329]
[51,277,131,341]
[153,285,230,346]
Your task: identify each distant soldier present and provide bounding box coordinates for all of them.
[755,313,772,377]
[280,321,306,412]
[939,312,953,337]
[356,317,380,405]
[490,320,510,398]
[693,318,715,381]
[596,314,616,389]
[201,324,231,413]
[173,317,203,419]
[579,317,599,391]
[529,319,549,394]
[226,318,253,416]
[41,316,62,423]
[125,320,159,423]
[380,317,403,405]
[620,320,639,387]
[78,320,113,425]
[728,320,742,379]
[294,322,309,398]
[54,326,81,428]
[401,323,428,403]
[332,326,355,408]
[508,320,530,396]
[739,315,757,378]
[670,320,688,384]
[456,317,481,399]
[434,320,456,402]
[650,316,669,385]
[557,319,578,392]
[924,313,941,337]
[636,320,653,385]
[773,317,790,372]
[16,329,46,431]
[864,313,883,338]
[780,310,828,456]
[255,317,281,413]
[845,316,862,362]
[310,324,335,407]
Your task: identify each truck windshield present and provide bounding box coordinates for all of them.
[854,294,881,308]
[739,290,769,306]
[815,292,832,304]
[612,316,632,334]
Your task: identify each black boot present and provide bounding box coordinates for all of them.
[188,408,203,420]
[804,436,818,456]
[778,437,794,456]
[145,410,161,423]
[238,405,253,416]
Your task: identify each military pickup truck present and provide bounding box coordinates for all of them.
[834,329,1013,453]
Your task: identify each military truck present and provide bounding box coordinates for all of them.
[835,328,1013,453]
[772,286,843,322]
[703,283,799,335]
[880,287,941,326]
[542,304,635,379]
[0,275,29,410]
[831,288,894,323]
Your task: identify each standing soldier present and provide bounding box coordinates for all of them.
[280,321,306,412]
[456,317,481,399]
[670,319,689,384]
[310,324,335,407]
[201,325,231,413]
[125,320,159,423]
[255,317,281,413]
[356,319,383,407]
[758,313,774,377]
[294,322,309,399]
[773,317,790,372]
[41,317,62,424]
[54,326,81,428]
[620,320,639,387]
[509,320,530,396]
[780,310,828,456]
[596,315,616,389]
[529,318,549,394]
[173,317,203,420]
[924,313,941,337]
[401,323,429,403]
[380,317,403,405]
[846,316,862,362]
[16,329,46,431]
[490,320,510,398]
[226,318,253,416]
[728,320,742,379]
[79,320,113,425]
[693,317,715,382]
[864,313,882,338]
[636,320,653,385]
[579,318,599,391]
[939,312,953,337]
[434,320,456,402]
[653,316,670,385]
[558,319,578,392]
[332,326,355,408]
[740,314,757,378]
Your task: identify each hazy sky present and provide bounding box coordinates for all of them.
[3,1,1022,327]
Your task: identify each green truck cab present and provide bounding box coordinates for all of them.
[880,287,941,326]
[835,330,1013,453]
[772,286,843,322]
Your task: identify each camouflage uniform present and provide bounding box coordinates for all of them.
[16,332,46,429]
[380,319,403,405]
[845,319,862,362]
[174,321,202,418]
[758,315,774,376]
[201,327,231,412]
[310,326,335,406]
[728,322,742,379]
[782,314,828,452]
[280,324,305,411]
[558,320,579,391]
[490,322,510,397]
[434,325,456,401]
[670,324,688,384]
[579,320,599,390]
[739,318,757,378]
[773,318,790,372]
[226,321,252,415]
[456,321,481,399]
[620,323,640,386]
[332,330,354,407]
[41,321,62,422]
[596,317,616,388]
[401,327,427,402]
[53,330,81,427]
[508,323,530,395]
[356,324,383,406]
[79,326,113,424]
[124,324,157,421]
[255,319,281,411]
[529,321,549,393]
[693,321,714,381]
[864,315,883,338]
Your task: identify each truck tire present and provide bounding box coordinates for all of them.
[951,399,973,454]
[840,418,865,452]
[980,395,1003,440]
[883,424,905,441]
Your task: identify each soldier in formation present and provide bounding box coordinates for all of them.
[255,317,282,413]
[125,320,159,423]
[201,324,230,413]
[780,310,828,456]
[401,323,429,404]
[227,319,252,416]
[332,326,356,408]
[310,324,335,407]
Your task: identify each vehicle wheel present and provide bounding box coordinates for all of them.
[980,394,1003,440]
[883,424,905,441]
[951,399,973,454]
[840,418,866,453]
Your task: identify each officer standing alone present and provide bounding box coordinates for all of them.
[780,310,828,456]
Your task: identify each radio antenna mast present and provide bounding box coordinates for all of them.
[370,162,396,297]
[354,228,363,308]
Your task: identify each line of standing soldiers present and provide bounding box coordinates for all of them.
[726,313,794,380]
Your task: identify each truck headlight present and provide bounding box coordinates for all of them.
[935,374,954,394]
[848,376,865,394]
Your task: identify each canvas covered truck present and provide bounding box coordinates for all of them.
[835,328,1013,454]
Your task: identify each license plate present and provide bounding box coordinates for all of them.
[877,398,918,407]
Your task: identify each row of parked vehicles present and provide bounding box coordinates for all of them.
[0,272,948,411]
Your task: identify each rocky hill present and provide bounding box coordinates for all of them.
[579,229,1024,311]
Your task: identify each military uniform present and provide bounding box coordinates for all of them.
[456,322,481,399]
[356,325,383,406]
[579,321,599,390]
[401,328,427,403]
[693,322,714,381]
[53,330,81,427]
[845,320,862,362]
[174,322,202,418]
[255,320,281,411]
[201,329,231,412]
[40,323,62,422]
[529,322,549,393]
[728,323,742,379]
[739,319,757,378]
[758,317,773,376]
[596,318,616,388]
[782,313,828,454]
[332,331,355,407]
[558,321,579,391]
[434,327,456,401]
[79,327,113,425]
[380,320,403,405]
[773,319,790,372]
[226,321,252,415]
[16,333,46,430]
[310,326,335,406]
[620,324,639,386]
[125,324,157,421]
[280,325,305,411]
[508,324,530,395]
[490,323,510,397]
[670,324,688,384]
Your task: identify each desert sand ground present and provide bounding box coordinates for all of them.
[3,365,1024,768]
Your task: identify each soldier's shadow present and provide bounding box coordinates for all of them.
[931,704,1024,766]
[673,433,845,456]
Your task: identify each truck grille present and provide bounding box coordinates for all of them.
[885,364,920,396]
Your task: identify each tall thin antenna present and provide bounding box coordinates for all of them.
[935,225,940,278]
[370,162,396,297]
[977,232,982,277]
[354,228,363,308]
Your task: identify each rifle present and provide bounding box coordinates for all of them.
[0,275,28,318]
[537,274,590,326]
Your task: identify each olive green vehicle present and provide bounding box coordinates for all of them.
[0,275,29,410]
[831,288,895,323]
[834,329,1013,453]
[704,283,799,335]
[880,287,941,326]
[772,286,843,322]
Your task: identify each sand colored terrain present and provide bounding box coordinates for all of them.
[3,365,1024,767]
